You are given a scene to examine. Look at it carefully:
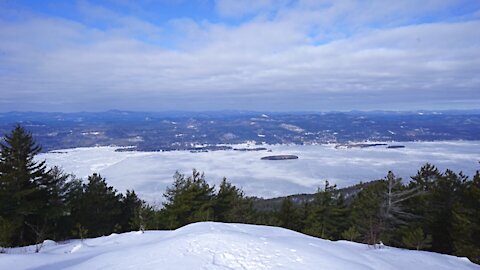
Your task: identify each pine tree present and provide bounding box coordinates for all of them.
[428,169,467,254]
[401,227,431,250]
[277,197,301,231]
[465,170,480,264]
[410,163,440,192]
[403,164,442,248]
[225,195,256,224]
[341,226,360,242]
[305,181,347,239]
[0,217,15,252]
[214,177,244,222]
[34,166,80,241]
[451,170,480,263]
[163,170,215,228]
[350,181,384,245]
[0,125,50,246]
[120,190,145,232]
[72,173,123,237]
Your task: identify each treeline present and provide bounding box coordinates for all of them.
[0,126,146,250]
[274,167,480,264]
[0,126,479,265]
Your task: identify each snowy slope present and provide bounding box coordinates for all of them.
[1,222,478,270]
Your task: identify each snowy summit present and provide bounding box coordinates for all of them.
[1,222,478,270]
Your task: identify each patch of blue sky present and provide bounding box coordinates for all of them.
[0,1,80,22]
[409,2,480,25]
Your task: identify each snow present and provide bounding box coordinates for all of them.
[1,222,478,270]
[280,123,305,133]
[36,141,480,203]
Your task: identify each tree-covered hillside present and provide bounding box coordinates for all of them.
[1,110,480,151]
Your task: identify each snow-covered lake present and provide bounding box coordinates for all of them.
[37,141,480,204]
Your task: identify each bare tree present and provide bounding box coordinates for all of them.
[383,171,422,227]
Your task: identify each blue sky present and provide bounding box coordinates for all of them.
[0,0,479,112]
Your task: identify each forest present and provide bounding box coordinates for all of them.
[0,125,479,265]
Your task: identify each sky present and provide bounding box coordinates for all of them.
[0,0,479,112]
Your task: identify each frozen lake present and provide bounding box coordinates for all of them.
[37,141,480,204]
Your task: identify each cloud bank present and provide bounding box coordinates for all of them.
[0,0,479,111]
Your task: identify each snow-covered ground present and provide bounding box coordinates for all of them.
[37,141,480,203]
[1,222,478,270]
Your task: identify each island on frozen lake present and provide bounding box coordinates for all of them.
[261,154,299,160]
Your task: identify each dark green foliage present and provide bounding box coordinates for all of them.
[304,181,348,240]
[350,181,384,245]
[215,178,256,224]
[72,173,123,237]
[0,125,50,246]
[428,169,467,254]
[277,198,302,231]
[71,223,88,241]
[36,167,81,241]
[226,196,256,224]
[214,177,244,222]
[0,217,15,252]
[401,227,431,250]
[393,166,480,263]
[120,190,144,232]
[134,204,157,231]
[450,170,480,263]
[162,170,215,229]
[342,226,360,241]
[410,163,440,191]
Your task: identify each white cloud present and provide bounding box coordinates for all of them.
[0,0,479,111]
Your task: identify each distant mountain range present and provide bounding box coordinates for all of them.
[1,110,479,151]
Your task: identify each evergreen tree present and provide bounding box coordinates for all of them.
[61,175,85,238]
[350,181,384,245]
[34,166,80,241]
[120,190,145,232]
[409,163,440,192]
[212,178,255,224]
[451,170,480,263]
[298,201,310,233]
[0,217,15,252]
[225,196,256,224]
[131,204,157,232]
[305,181,347,239]
[72,173,123,237]
[341,226,360,242]
[401,227,431,250]
[214,177,244,222]
[0,125,50,246]
[277,197,301,231]
[403,164,442,248]
[466,170,480,264]
[163,170,215,229]
[428,169,467,254]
